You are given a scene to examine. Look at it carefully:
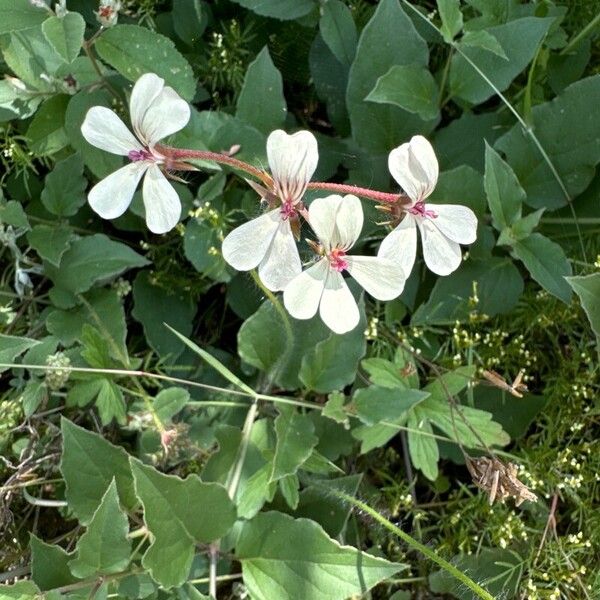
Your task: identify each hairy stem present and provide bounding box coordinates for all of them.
[307,181,403,204]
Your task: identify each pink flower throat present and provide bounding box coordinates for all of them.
[329,248,348,272]
[408,201,437,218]
[280,200,296,220]
[128,149,154,162]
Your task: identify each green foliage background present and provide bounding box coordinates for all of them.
[0,0,599,598]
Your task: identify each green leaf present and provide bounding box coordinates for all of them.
[424,365,475,400]
[21,380,47,417]
[322,391,349,426]
[496,75,600,209]
[42,12,85,63]
[428,165,486,216]
[0,335,40,371]
[26,94,70,155]
[44,234,149,294]
[154,387,190,422]
[484,143,524,231]
[172,0,206,46]
[353,387,429,425]
[0,0,49,34]
[437,0,463,42]
[30,534,78,591]
[366,65,440,121]
[60,418,137,524]
[229,0,316,20]
[95,25,195,100]
[0,581,40,599]
[271,407,318,482]
[130,459,237,589]
[450,17,553,104]
[566,274,600,345]
[236,511,404,600]
[407,414,439,481]
[319,0,357,66]
[27,225,73,267]
[511,233,572,303]
[279,473,300,510]
[184,219,230,282]
[40,152,86,217]
[69,480,131,578]
[497,208,545,246]
[0,200,30,230]
[346,0,431,153]
[236,46,287,134]
[460,30,507,59]
[95,378,127,425]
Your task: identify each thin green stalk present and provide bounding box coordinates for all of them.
[330,490,494,600]
[560,11,600,55]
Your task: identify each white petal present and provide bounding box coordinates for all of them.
[346,255,405,301]
[378,216,418,278]
[428,204,477,244]
[81,106,142,155]
[388,135,438,203]
[221,209,281,272]
[319,270,359,335]
[258,218,302,291]
[334,194,363,249]
[88,161,148,219]
[138,86,190,147]
[283,259,328,321]
[142,165,182,234]
[417,217,462,276]
[129,73,164,138]
[308,194,343,248]
[266,129,318,202]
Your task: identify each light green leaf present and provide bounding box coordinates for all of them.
[361,358,408,389]
[0,335,40,371]
[279,474,300,510]
[26,94,70,155]
[271,407,318,482]
[366,65,440,121]
[566,274,600,344]
[353,387,429,425]
[437,0,463,42]
[229,0,316,20]
[95,25,195,100]
[60,418,137,524]
[511,233,572,303]
[184,219,230,282]
[407,414,439,481]
[0,581,41,599]
[69,480,131,578]
[236,46,287,134]
[154,387,190,422]
[42,12,85,63]
[423,365,475,400]
[460,30,507,59]
[0,0,49,34]
[130,459,237,589]
[484,142,524,231]
[319,0,357,65]
[27,225,73,267]
[30,534,78,591]
[0,200,30,230]
[428,165,486,216]
[497,208,545,246]
[95,379,127,425]
[322,391,349,425]
[237,463,277,520]
[40,152,86,217]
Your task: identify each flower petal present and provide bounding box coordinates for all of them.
[428,204,477,244]
[258,218,302,291]
[417,217,462,276]
[308,194,343,248]
[81,106,142,155]
[388,135,438,203]
[283,259,328,321]
[334,194,363,249]
[138,86,190,147]
[378,216,418,278]
[266,129,318,202]
[345,255,405,300]
[129,73,164,138]
[142,165,182,234]
[221,209,281,272]
[319,270,359,335]
[88,161,148,219]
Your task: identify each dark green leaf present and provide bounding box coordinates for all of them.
[229,0,316,20]
[566,273,600,344]
[26,94,70,156]
[319,0,357,66]
[154,387,190,422]
[27,225,73,267]
[353,387,429,425]
[460,30,507,59]
[30,535,78,591]
[40,153,86,217]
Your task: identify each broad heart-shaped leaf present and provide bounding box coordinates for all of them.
[0,334,40,372]
[271,407,318,482]
[236,46,287,134]
[229,0,316,20]
[366,65,440,121]
[60,418,137,525]
[236,511,405,600]
[510,233,572,303]
[566,274,600,346]
[496,75,600,209]
[130,459,237,589]
[319,0,357,66]
[27,225,73,267]
[449,17,553,104]
[353,387,429,425]
[44,234,149,295]
[42,12,85,63]
[26,94,70,156]
[346,0,431,153]
[0,0,48,34]
[69,480,131,578]
[30,534,78,591]
[95,25,195,100]
[40,152,86,217]
[484,143,524,231]
[0,581,41,599]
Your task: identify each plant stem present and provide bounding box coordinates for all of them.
[306,181,402,204]
[560,11,600,55]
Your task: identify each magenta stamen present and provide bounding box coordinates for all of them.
[280,200,296,220]
[128,149,153,162]
[408,201,437,218]
[329,248,348,272]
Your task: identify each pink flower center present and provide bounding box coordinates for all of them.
[328,248,348,272]
[408,201,437,218]
[128,149,154,162]
[280,200,296,220]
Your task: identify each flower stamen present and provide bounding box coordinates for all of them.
[408,201,438,218]
[128,149,154,162]
[328,248,348,272]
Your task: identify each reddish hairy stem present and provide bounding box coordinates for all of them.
[307,181,404,204]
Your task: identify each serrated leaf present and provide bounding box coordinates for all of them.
[0,0,48,34]
[460,30,507,59]
[566,274,600,345]
[407,414,439,481]
[95,25,195,100]
[27,225,73,267]
[42,12,85,63]
[229,0,316,20]
[30,535,78,591]
[60,418,137,524]
[69,480,131,578]
[353,387,429,425]
[95,378,127,425]
[21,380,47,417]
[0,200,30,229]
[322,391,349,425]
[319,0,357,66]
[236,46,286,134]
[0,335,40,371]
[236,511,404,600]
[0,581,41,599]
[130,459,237,589]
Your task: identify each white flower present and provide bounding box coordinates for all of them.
[96,0,121,27]
[379,135,477,276]
[221,129,318,291]
[81,73,190,234]
[284,195,405,335]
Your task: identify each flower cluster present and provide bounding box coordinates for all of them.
[81,73,477,334]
